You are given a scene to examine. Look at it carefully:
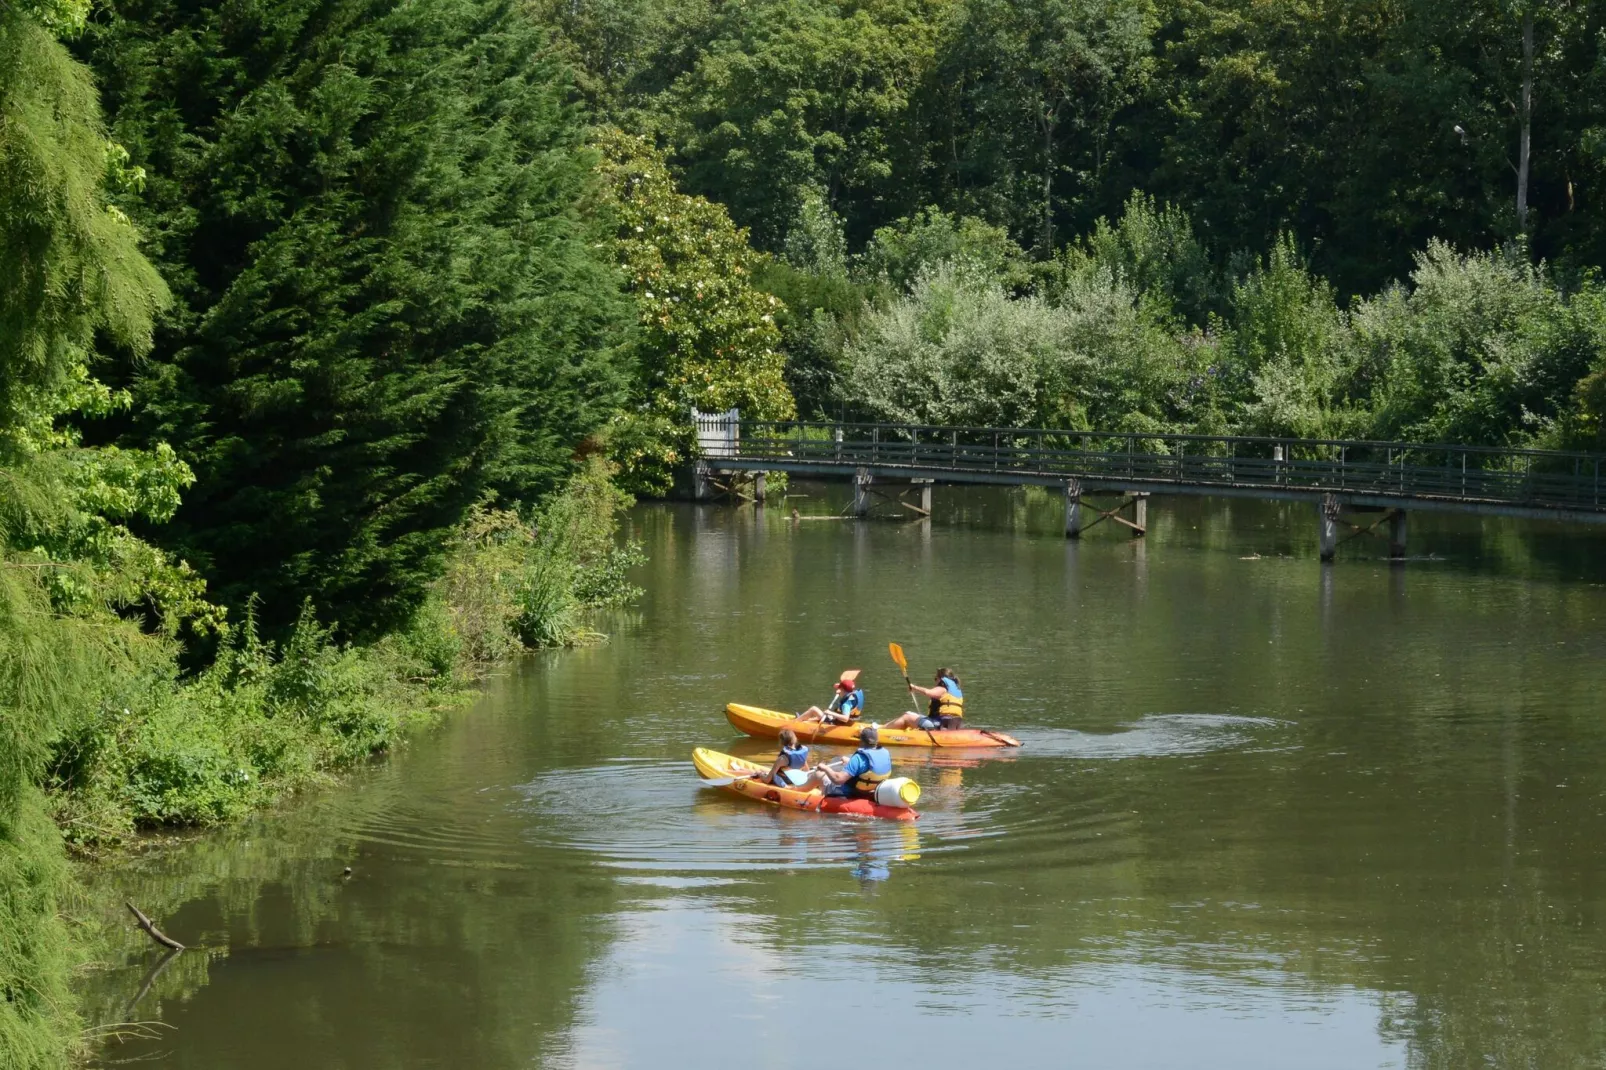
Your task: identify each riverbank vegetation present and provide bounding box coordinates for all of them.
[8,0,1606,1063]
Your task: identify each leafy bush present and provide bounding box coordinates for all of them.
[1356,243,1606,446]
[860,207,1034,293]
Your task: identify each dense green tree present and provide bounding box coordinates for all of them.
[0,0,191,1062]
[84,0,629,638]
[930,0,1156,253]
[595,129,795,493]
[652,0,944,248]
[1356,242,1606,447]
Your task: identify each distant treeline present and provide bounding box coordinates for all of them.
[540,0,1606,452]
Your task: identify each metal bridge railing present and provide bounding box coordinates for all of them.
[692,417,1606,512]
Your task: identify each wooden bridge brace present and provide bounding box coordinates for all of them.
[1318,495,1406,561]
[1063,478,1147,538]
[851,470,932,518]
[694,464,768,504]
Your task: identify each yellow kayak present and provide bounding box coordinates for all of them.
[725,703,1021,748]
[692,747,918,821]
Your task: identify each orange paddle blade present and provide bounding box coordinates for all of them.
[888,642,907,674]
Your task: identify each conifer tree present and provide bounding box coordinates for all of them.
[86,0,630,638]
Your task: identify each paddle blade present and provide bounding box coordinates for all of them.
[888,642,908,674]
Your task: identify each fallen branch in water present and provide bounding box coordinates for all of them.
[126,902,185,951]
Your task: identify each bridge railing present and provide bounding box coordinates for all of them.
[694,417,1606,511]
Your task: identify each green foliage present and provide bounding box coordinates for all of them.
[0,8,169,440]
[651,0,942,249]
[85,0,630,639]
[1356,243,1606,447]
[595,129,795,493]
[1055,192,1220,324]
[860,207,1034,293]
[1222,236,1366,439]
[436,457,645,659]
[931,0,1157,251]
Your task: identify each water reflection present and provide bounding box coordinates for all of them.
[82,488,1606,1069]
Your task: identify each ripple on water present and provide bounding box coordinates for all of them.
[1018,713,1291,760]
[515,716,1288,875]
[517,759,960,871]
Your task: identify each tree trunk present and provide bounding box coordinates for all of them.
[1041,111,1055,253]
[1517,4,1533,233]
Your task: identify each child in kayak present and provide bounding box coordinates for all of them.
[795,670,864,726]
[754,728,813,788]
[883,668,965,731]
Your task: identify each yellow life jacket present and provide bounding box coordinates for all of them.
[850,747,892,796]
[929,689,965,722]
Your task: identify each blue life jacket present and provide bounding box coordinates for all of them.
[839,688,864,716]
[849,746,892,796]
[781,744,809,769]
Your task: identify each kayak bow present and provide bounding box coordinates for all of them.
[726,703,1021,749]
[692,747,918,821]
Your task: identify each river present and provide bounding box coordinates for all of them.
[86,486,1606,1068]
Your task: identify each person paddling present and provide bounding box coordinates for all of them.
[754,728,813,787]
[807,726,892,799]
[796,670,864,726]
[883,668,965,731]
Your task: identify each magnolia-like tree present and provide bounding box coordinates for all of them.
[595,129,795,493]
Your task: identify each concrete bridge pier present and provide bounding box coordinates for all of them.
[1388,510,1407,560]
[1064,479,1083,538]
[853,468,872,517]
[1133,493,1149,536]
[753,471,766,503]
[1318,494,1340,562]
[693,460,714,501]
[915,478,933,514]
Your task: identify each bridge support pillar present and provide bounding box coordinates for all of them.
[1132,493,1149,537]
[693,460,714,501]
[1063,479,1082,538]
[916,479,932,514]
[853,468,872,518]
[1388,510,1407,560]
[753,471,767,503]
[1317,494,1340,562]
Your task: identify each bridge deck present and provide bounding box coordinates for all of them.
[695,419,1606,526]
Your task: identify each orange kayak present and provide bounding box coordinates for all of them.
[692,747,918,821]
[725,703,1021,749]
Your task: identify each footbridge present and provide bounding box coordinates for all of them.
[692,415,1606,560]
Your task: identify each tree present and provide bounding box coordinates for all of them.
[84,0,629,638]
[653,0,942,248]
[594,129,795,493]
[931,0,1156,253]
[0,0,189,1061]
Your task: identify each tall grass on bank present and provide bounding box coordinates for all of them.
[45,457,645,852]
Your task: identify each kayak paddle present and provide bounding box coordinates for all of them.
[889,641,914,702]
[701,758,842,789]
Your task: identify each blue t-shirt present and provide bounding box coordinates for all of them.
[843,746,891,781]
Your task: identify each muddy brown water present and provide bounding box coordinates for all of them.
[86,487,1606,1068]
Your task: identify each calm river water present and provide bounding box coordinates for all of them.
[87,487,1606,1069]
